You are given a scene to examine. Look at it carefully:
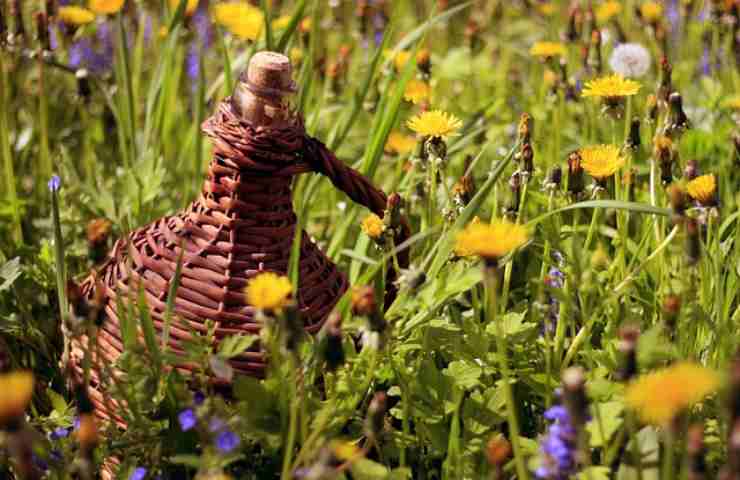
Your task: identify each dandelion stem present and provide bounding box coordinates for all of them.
[485,266,529,480]
[281,358,299,480]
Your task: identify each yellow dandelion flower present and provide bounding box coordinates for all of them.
[272,15,292,30]
[361,214,385,239]
[596,1,622,22]
[530,41,567,58]
[0,371,34,424]
[245,272,292,311]
[455,219,529,260]
[722,96,740,110]
[299,17,312,33]
[89,0,125,14]
[159,25,169,38]
[543,69,558,87]
[537,2,557,16]
[579,144,626,180]
[290,47,304,64]
[407,110,462,138]
[58,6,96,25]
[169,0,198,16]
[393,50,412,71]
[332,440,362,461]
[686,174,717,204]
[403,79,430,104]
[625,361,720,425]
[582,74,641,100]
[385,131,417,155]
[213,3,264,41]
[640,1,664,22]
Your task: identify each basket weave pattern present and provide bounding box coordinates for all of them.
[70,99,407,421]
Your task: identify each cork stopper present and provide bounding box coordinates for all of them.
[231,51,297,127]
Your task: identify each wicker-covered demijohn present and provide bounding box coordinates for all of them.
[68,51,408,422]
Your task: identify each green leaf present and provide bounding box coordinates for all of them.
[443,360,482,391]
[527,200,670,227]
[349,458,391,480]
[218,334,258,359]
[168,454,203,468]
[587,402,624,448]
[0,257,21,291]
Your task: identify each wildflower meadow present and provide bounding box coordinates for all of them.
[2,0,740,479]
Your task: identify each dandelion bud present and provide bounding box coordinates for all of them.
[416,49,431,77]
[684,159,700,180]
[519,143,534,178]
[351,285,376,317]
[35,11,49,51]
[625,118,641,150]
[565,6,581,42]
[465,19,481,52]
[617,325,639,381]
[687,424,707,480]
[547,165,562,189]
[662,294,681,332]
[86,218,111,263]
[517,113,533,145]
[364,392,387,439]
[562,366,589,430]
[685,218,701,266]
[646,94,659,122]
[318,312,345,371]
[505,172,521,218]
[589,29,602,73]
[452,159,475,206]
[385,192,402,230]
[485,434,511,467]
[567,151,584,199]
[76,69,91,102]
[654,135,675,185]
[9,0,24,43]
[658,56,673,104]
[668,184,687,217]
[664,92,690,138]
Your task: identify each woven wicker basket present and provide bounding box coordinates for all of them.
[68,52,409,425]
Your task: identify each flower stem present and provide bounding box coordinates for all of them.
[485,266,529,480]
[281,358,299,480]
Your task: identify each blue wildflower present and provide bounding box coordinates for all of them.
[48,175,61,192]
[185,43,200,81]
[193,391,205,406]
[130,467,147,480]
[535,405,577,479]
[178,408,197,432]
[215,429,240,454]
[50,426,70,440]
[543,267,564,335]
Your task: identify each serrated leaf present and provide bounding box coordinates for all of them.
[217,334,258,359]
[443,360,482,391]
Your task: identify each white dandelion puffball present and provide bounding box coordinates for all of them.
[609,43,651,78]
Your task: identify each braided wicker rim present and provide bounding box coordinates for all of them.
[69,99,410,425]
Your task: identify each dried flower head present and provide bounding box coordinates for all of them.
[609,43,651,78]
[245,272,292,311]
[530,41,567,58]
[88,0,125,14]
[625,361,720,425]
[213,3,264,41]
[361,213,385,239]
[596,1,622,22]
[582,74,641,100]
[686,174,717,205]
[455,219,529,261]
[385,131,417,155]
[0,371,34,426]
[403,79,430,104]
[578,144,626,180]
[407,110,462,138]
[58,6,95,25]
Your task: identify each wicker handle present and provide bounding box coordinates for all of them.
[302,136,410,307]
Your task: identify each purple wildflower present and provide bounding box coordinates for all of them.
[215,429,240,454]
[178,409,197,432]
[535,405,577,479]
[32,453,49,472]
[543,267,564,334]
[73,416,80,430]
[186,43,200,81]
[50,427,70,440]
[129,467,147,480]
[193,391,205,406]
[48,175,61,192]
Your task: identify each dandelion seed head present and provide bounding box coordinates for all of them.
[609,43,651,78]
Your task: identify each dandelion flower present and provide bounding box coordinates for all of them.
[625,361,720,425]
[169,0,198,16]
[407,110,462,138]
[579,145,626,180]
[361,214,385,239]
[530,41,566,59]
[403,79,430,104]
[58,6,96,25]
[640,1,664,22]
[89,0,125,14]
[609,43,651,78]
[213,3,263,41]
[0,371,34,424]
[537,2,557,16]
[455,219,529,261]
[686,174,716,205]
[392,50,412,71]
[582,74,641,100]
[271,15,292,30]
[385,131,417,155]
[245,272,292,311]
[596,1,622,22]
